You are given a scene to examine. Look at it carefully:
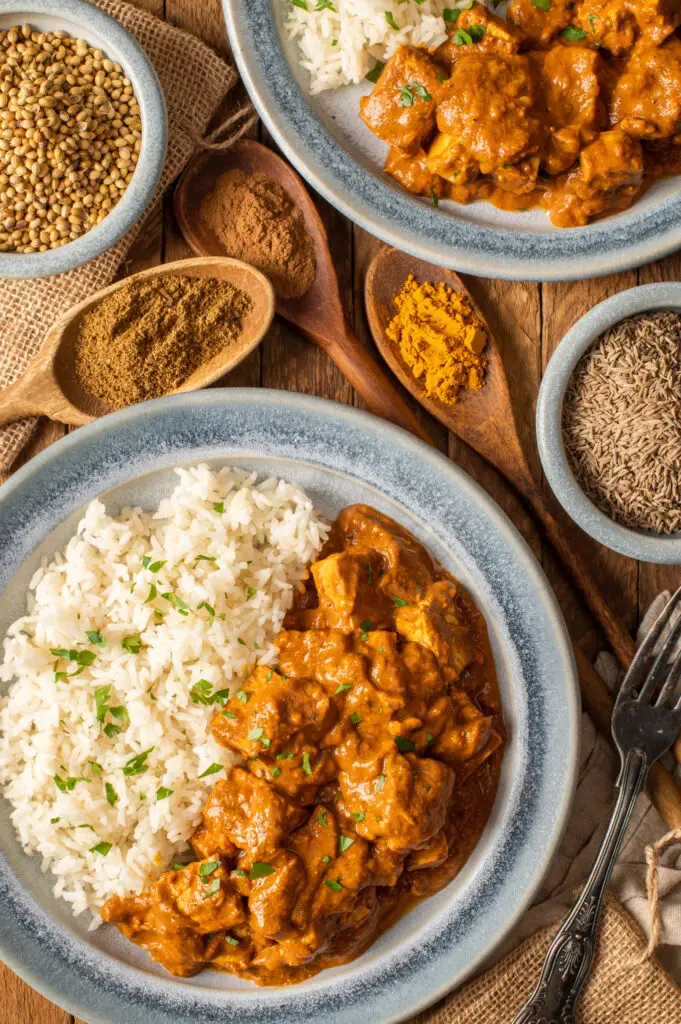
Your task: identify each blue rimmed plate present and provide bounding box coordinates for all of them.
[222,0,681,281]
[0,390,578,1023]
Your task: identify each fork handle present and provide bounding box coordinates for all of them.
[513,748,648,1024]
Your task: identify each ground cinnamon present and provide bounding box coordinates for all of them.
[74,274,252,410]
[205,170,316,299]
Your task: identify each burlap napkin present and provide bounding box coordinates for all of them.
[0,0,255,473]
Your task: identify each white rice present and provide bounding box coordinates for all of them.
[285,0,456,94]
[0,465,328,927]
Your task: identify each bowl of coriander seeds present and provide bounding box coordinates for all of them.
[536,283,681,563]
[0,0,166,277]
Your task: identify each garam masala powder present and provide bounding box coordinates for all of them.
[74,274,252,410]
[386,275,487,405]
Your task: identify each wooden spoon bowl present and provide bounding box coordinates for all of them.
[0,257,275,427]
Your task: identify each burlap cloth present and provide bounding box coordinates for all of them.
[0,0,255,473]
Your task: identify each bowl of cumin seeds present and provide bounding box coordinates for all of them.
[536,283,681,564]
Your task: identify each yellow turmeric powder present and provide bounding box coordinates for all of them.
[386,275,487,405]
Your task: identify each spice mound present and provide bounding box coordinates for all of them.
[205,170,316,300]
[386,275,487,405]
[0,25,141,254]
[74,274,252,411]
[563,312,681,536]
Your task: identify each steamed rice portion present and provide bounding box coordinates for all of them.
[0,465,328,926]
[286,0,454,93]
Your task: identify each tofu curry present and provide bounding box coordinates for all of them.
[359,0,681,226]
[102,505,505,985]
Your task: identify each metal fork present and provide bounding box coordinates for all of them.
[514,585,681,1024]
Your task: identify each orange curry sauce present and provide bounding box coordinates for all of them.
[102,505,505,986]
[359,0,681,226]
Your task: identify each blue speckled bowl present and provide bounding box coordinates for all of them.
[222,0,681,281]
[0,390,579,1024]
[537,283,681,563]
[0,0,167,279]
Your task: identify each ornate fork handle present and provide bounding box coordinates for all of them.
[513,748,648,1024]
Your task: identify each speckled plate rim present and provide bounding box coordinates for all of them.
[222,0,681,282]
[0,0,167,279]
[536,283,681,563]
[0,390,579,1024]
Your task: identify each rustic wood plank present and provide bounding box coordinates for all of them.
[541,274,639,657]
[0,964,70,1024]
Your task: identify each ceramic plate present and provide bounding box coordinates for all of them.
[0,390,579,1024]
[222,0,681,281]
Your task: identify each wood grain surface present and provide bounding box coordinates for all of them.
[1,0,680,1020]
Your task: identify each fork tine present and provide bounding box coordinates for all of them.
[639,611,681,705]
[616,585,681,706]
[667,648,681,712]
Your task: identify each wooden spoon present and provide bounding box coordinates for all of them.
[174,140,432,445]
[365,246,636,671]
[0,257,275,427]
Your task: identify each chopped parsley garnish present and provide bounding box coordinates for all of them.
[442,6,460,21]
[237,637,246,646]
[271,767,282,778]
[105,783,118,807]
[90,842,112,856]
[352,811,366,822]
[350,712,363,726]
[199,763,224,778]
[213,502,224,513]
[338,835,355,854]
[235,690,249,703]
[277,752,293,759]
[317,810,328,827]
[50,816,60,824]
[222,710,236,719]
[203,877,221,899]
[191,679,214,705]
[225,935,240,947]
[195,555,217,563]
[86,630,105,646]
[110,706,128,723]
[384,10,399,29]
[249,862,275,880]
[149,560,166,573]
[322,855,332,863]
[333,791,341,806]
[121,635,143,654]
[144,583,157,604]
[248,727,264,742]
[161,592,189,616]
[315,0,337,9]
[468,24,486,41]
[411,82,431,101]
[398,85,414,107]
[104,723,121,739]
[532,0,551,8]
[291,0,308,8]
[430,188,439,208]
[173,862,188,871]
[325,879,343,892]
[302,752,313,775]
[77,823,95,831]
[50,648,97,668]
[197,600,215,625]
[365,60,385,83]
[426,732,435,746]
[335,683,353,695]
[561,23,586,39]
[232,869,246,878]
[88,761,103,776]
[395,736,416,753]
[199,860,220,879]
[359,619,372,632]
[141,556,151,569]
[375,773,386,793]
[95,685,111,723]
[54,774,78,792]
[122,747,154,777]
[392,595,409,607]
[156,787,173,801]
[588,13,598,29]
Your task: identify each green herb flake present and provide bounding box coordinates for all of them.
[322,855,332,863]
[317,810,328,828]
[191,679,214,705]
[335,683,353,695]
[109,706,128,724]
[195,555,217,563]
[199,762,224,779]
[225,935,240,946]
[426,732,435,746]
[442,7,460,22]
[270,766,282,778]
[105,783,118,807]
[325,879,343,892]
[104,723,121,739]
[149,560,166,574]
[121,635,143,655]
[156,787,173,801]
[122,747,154,777]
[199,860,220,879]
[88,761,103,777]
[86,630,105,647]
[392,595,409,607]
[144,583,157,604]
[338,835,355,854]
[90,841,112,856]
[246,587,257,600]
[532,0,552,8]
[375,773,386,793]
[292,0,308,7]
[454,27,473,44]
[235,690,249,704]
[197,601,216,625]
[232,868,247,878]
[95,684,111,723]
[561,23,587,39]
[54,774,77,792]
[398,84,414,107]
[302,752,313,775]
[161,593,189,616]
[222,710,236,719]
[213,502,224,513]
[468,23,486,41]
[237,637,246,646]
[249,861,275,880]
[350,712,363,726]
[315,0,337,9]
[359,620,372,632]
[248,727,264,742]
[430,188,439,208]
[411,81,432,101]
[384,10,399,29]
[50,816,60,824]
[395,736,416,753]
[365,60,385,84]
[203,877,221,899]
[173,862,188,871]
[352,811,366,822]
[277,752,293,760]
[141,556,151,569]
[588,13,598,29]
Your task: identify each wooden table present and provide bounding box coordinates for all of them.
[1,1,680,1020]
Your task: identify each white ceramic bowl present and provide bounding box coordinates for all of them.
[0,0,167,278]
[536,283,681,563]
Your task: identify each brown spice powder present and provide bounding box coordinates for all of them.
[74,274,252,410]
[205,170,316,299]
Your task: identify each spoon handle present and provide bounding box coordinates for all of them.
[322,327,435,447]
